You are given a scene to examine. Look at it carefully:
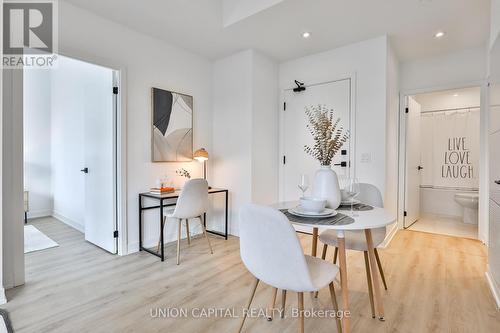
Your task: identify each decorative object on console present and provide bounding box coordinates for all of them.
[176,168,191,179]
[151,87,193,162]
[304,105,349,209]
[149,187,175,195]
[194,148,209,180]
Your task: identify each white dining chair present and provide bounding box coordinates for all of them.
[238,204,342,333]
[317,183,388,318]
[157,179,213,265]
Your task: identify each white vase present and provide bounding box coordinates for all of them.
[312,166,341,209]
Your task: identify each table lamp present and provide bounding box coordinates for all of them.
[194,148,209,180]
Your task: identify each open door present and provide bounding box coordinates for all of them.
[82,63,117,254]
[404,96,422,228]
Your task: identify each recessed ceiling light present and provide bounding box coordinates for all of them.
[302,32,311,39]
[434,31,445,38]
[453,93,459,97]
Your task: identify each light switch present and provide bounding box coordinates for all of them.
[361,153,371,163]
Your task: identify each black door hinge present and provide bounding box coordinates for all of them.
[403,211,407,217]
[283,102,286,111]
[283,155,286,164]
[113,87,119,95]
[405,107,409,114]
[113,230,119,238]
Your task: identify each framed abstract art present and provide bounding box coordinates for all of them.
[151,87,193,162]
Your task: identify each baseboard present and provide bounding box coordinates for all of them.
[379,222,398,248]
[52,210,84,233]
[0,287,6,305]
[486,266,500,310]
[27,209,52,219]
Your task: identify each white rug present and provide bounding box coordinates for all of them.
[24,225,59,253]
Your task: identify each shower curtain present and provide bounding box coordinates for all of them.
[420,108,480,189]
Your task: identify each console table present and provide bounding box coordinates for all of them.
[138,188,228,261]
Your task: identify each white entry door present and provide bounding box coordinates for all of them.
[281,79,352,202]
[82,65,117,254]
[404,96,422,228]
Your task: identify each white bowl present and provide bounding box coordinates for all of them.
[299,197,326,213]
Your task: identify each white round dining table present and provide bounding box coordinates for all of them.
[270,201,396,333]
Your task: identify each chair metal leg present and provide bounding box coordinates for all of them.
[363,251,376,318]
[237,278,260,333]
[199,215,213,254]
[329,282,343,333]
[280,290,287,318]
[374,248,388,290]
[333,247,338,264]
[176,219,182,265]
[298,292,304,333]
[185,219,191,245]
[267,287,278,321]
[157,216,166,253]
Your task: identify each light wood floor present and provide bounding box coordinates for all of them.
[4,217,500,333]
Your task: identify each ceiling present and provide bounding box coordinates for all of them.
[63,0,490,62]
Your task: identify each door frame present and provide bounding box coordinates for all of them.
[278,73,357,202]
[397,81,488,244]
[53,49,128,256]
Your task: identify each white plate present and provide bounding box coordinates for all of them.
[288,207,337,218]
[340,199,360,205]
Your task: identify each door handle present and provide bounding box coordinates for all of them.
[495,180,500,185]
[80,167,89,174]
[417,166,424,170]
[333,161,348,167]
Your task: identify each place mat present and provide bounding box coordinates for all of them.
[337,203,374,211]
[280,209,354,226]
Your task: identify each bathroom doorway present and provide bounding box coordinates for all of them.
[401,86,481,239]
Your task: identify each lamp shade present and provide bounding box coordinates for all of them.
[194,148,209,161]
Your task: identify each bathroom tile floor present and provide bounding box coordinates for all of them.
[408,214,477,239]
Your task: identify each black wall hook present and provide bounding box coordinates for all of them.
[293,80,306,92]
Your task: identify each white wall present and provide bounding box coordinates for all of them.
[251,52,279,205]
[400,47,486,92]
[279,36,389,204]
[414,87,481,111]
[212,49,279,235]
[385,39,400,221]
[212,50,253,236]
[57,1,213,251]
[0,2,6,302]
[491,0,500,50]
[23,69,52,218]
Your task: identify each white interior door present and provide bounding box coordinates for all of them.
[281,79,351,203]
[83,66,117,254]
[404,96,422,227]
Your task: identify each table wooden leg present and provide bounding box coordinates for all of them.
[337,231,351,333]
[267,287,278,321]
[311,227,318,257]
[365,229,385,321]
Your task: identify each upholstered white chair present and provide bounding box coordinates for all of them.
[157,179,213,265]
[238,204,342,333]
[318,183,388,318]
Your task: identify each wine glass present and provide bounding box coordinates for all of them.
[343,178,360,216]
[298,174,309,197]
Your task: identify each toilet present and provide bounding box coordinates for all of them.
[454,192,479,224]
